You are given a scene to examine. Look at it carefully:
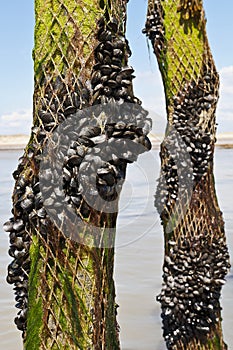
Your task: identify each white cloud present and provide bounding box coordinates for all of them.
[220,66,233,75]
[218,66,233,130]
[1,109,32,123]
[219,66,233,95]
[0,109,32,135]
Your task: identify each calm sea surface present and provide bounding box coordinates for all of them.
[0,148,232,350]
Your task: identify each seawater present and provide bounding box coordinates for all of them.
[0,148,232,350]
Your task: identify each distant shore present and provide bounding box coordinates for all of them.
[0,134,29,150]
[0,133,233,150]
[214,133,233,148]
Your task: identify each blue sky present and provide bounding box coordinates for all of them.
[0,0,232,135]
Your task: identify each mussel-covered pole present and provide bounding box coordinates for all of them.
[4,0,151,349]
[144,1,230,349]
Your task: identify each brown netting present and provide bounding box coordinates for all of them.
[144,0,230,349]
[5,0,229,348]
[4,1,152,349]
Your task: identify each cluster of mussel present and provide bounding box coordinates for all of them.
[61,109,152,214]
[172,68,218,180]
[4,15,152,335]
[4,216,30,335]
[92,16,140,105]
[154,126,193,221]
[143,0,165,55]
[157,234,230,348]
[38,102,152,238]
[155,67,218,221]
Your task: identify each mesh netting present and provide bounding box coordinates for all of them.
[4,1,152,349]
[4,0,230,349]
[144,0,230,349]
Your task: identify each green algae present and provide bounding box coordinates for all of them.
[24,235,43,350]
[160,1,205,106]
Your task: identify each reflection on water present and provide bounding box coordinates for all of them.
[0,149,233,349]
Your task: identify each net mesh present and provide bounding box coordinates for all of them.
[144,0,230,349]
[5,0,229,349]
[5,0,152,349]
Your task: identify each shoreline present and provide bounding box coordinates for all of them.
[0,133,233,150]
[0,135,29,150]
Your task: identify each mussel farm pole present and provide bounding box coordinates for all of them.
[4,0,148,349]
[144,1,230,349]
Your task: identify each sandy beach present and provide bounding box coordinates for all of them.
[0,133,233,150]
[215,132,233,148]
[0,135,29,150]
